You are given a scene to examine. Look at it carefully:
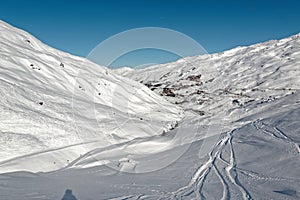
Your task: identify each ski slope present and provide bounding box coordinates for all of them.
[0,20,300,199]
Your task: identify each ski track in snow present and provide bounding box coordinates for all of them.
[115,129,252,200]
[159,117,300,200]
[166,130,252,200]
[115,114,300,200]
[224,132,252,200]
[253,120,300,155]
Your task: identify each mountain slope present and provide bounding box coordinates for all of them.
[111,33,300,199]
[0,20,183,173]
[116,33,300,115]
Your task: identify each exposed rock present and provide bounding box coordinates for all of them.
[161,88,176,97]
[186,74,201,82]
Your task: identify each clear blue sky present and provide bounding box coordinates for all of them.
[1,0,300,67]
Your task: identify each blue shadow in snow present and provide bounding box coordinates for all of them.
[61,189,77,200]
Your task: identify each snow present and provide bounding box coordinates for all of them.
[0,20,300,199]
[0,20,183,173]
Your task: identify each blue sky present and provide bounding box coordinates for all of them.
[1,0,300,68]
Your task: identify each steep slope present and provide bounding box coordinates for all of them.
[0,20,183,173]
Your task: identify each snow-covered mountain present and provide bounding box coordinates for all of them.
[0,20,183,173]
[0,20,300,200]
[113,35,300,199]
[116,34,300,114]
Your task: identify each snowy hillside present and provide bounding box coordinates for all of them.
[117,34,300,115]
[113,34,300,199]
[0,20,300,200]
[0,20,183,173]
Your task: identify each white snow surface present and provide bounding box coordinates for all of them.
[0,20,183,173]
[1,20,300,200]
